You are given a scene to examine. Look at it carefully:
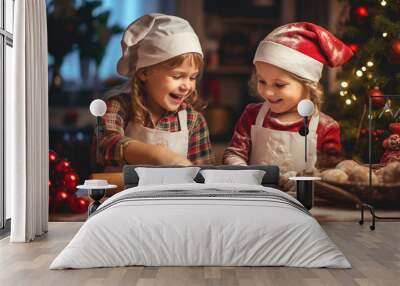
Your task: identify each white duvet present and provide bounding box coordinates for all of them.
[50,183,351,269]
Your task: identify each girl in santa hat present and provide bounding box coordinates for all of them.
[223,22,353,188]
[97,13,213,168]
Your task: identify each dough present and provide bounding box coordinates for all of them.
[348,165,379,185]
[336,160,360,175]
[321,169,348,183]
[378,162,400,184]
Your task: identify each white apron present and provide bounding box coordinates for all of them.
[125,110,189,157]
[249,102,319,173]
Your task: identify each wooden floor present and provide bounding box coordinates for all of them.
[1,221,400,286]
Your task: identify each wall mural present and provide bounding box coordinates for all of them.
[47,0,400,219]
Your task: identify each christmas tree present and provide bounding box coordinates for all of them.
[49,150,90,214]
[328,0,400,163]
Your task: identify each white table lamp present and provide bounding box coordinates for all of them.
[89,99,107,165]
[297,99,315,163]
[294,99,318,210]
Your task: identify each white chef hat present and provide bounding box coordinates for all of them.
[117,13,203,77]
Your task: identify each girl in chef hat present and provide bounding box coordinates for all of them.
[97,13,213,167]
[223,22,353,188]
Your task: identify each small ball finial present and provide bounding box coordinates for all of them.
[297,99,315,117]
[89,99,107,117]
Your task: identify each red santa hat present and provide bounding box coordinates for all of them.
[253,22,353,82]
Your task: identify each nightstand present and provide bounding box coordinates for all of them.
[77,180,117,216]
[289,176,321,210]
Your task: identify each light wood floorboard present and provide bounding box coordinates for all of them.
[1,222,399,286]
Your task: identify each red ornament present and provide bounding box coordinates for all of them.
[348,44,359,53]
[55,159,71,173]
[367,88,385,110]
[55,189,69,201]
[52,188,70,211]
[68,197,90,214]
[63,171,79,190]
[355,6,368,18]
[389,123,400,135]
[392,40,400,56]
[49,150,58,163]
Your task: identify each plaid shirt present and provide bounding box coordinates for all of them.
[223,103,342,165]
[97,93,214,167]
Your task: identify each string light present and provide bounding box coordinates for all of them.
[341,81,349,88]
[351,94,357,101]
[356,70,363,77]
[382,32,388,37]
[367,73,373,79]
[381,0,387,6]
[345,99,352,105]
[361,66,367,71]
[340,91,345,96]
[367,61,374,67]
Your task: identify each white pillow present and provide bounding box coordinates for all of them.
[200,169,266,185]
[135,167,201,186]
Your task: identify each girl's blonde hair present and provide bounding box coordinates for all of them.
[249,70,323,110]
[106,52,204,125]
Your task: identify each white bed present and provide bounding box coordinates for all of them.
[50,183,351,269]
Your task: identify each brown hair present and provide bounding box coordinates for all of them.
[104,52,205,125]
[248,69,323,110]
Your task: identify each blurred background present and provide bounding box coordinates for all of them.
[47,0,400,216]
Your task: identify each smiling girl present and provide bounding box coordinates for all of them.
[223,22,353,183]
[97,14,213,168]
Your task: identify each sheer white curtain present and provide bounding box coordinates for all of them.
[7,0,48,242]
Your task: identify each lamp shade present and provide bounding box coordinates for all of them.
[89,99,107,117]
[297,99,315,117]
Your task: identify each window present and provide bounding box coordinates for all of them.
[58,0,175,82]
[1,0,14,231]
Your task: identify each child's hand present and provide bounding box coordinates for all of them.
[155,145,192,166]
[122,140,192,166]
[279,171,297,193]
[170,156,192,166]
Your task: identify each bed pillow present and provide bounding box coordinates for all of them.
[135,167,201,186]
[200,169,266,185]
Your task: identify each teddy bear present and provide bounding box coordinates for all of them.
[380,123,400,164]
